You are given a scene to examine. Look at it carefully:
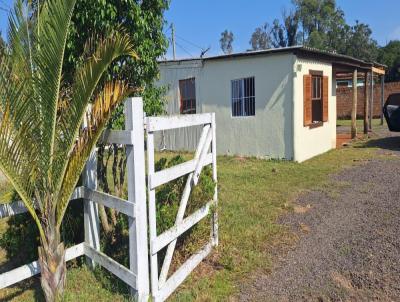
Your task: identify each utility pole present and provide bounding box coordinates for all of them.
[171,23,176,60]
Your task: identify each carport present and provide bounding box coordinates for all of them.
[333,60,386,140]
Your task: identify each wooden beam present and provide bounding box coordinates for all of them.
[146,113,213,132]
[351,69,358,138]
[84,244,137,289]
[151,202,211,254]
[99,130,134,145]
[364,72,370,134]
[369,70,374,129]
[381,75,385,125]
[0,243,84,289]
[149,153,213,189]
[372,66,385,75]
[154,242,213,302]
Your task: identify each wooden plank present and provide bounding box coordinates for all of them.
[125,97,150,301]
[372,66,385,75]
[146,113,212,132]
[158,124,211,286]
[0,187,82,219]
[149,153,213,189]
[154,242,213,302]
[99,130,134,145]
[146,131,159,295]
[0,243,84,289]
[84,244,137,289]
[192,129,213,185]
[81,187,135,218]
[83,148,100,268]
[0,201,28,219]
[151,202,211,254]
[211,113,218,247]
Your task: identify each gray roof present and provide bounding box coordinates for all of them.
[159,45,386,70]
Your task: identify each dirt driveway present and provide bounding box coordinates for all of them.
[239,129,400,301]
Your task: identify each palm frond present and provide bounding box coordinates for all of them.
[52,31,137,194]
[0,99,43,238]
[33,0,76,171]
[56,81,131,227]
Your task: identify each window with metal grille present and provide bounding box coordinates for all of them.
[311,74,323,123]
[179,78,196,114]
[231,77,255,117]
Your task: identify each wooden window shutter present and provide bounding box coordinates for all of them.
[303,75,312,126]
[322,76,329,122]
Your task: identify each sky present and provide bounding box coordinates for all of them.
[0,0,399,60]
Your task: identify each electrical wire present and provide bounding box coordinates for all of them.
[175,40,194,58]
[175,33,204,50]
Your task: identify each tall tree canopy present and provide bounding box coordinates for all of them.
[249,0,380,64]
[379,40,400,82]
[220,30,234,54]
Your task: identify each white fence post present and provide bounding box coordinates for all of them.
[83,149,100,268]
[211,113,218,246]
[125,97,150,301]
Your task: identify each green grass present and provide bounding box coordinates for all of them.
[336,118,383,128]
[0,139,386,301]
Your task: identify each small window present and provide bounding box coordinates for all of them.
[231,77,255,117]
[311,74,323,123]
[179,78,196,114]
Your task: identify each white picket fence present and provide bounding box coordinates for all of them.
[0,98,218,302]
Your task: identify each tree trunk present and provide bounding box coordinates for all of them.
[38,229,66,302]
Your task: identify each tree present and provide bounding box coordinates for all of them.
[0,0,136,300]
[270,19,286,48]
[220,29,234,54]
[379,40,400,82]
[250,23,272,50]
[344,21,379,62]
[32,0,169,116]
[283,9,301,47]
[292,0,350,52]
[250,9,300,51]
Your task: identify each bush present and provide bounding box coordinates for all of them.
[0,154,215,274]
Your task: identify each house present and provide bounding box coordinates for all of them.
[156,46,385,162]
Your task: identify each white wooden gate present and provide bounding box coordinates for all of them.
[146,113,218,302]
[0,98,218,302]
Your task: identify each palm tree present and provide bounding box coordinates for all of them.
[0,0,137,300]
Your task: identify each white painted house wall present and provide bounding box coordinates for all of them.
[158,53,295,159]
[293,58,336,162]
[157,52,337,162]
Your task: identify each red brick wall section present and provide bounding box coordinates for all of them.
[336,81,400,118]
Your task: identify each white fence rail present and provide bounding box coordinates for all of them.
[0,97,217,302]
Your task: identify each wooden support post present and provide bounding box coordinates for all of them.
[83,148,100,268]
[351,69,358,139]
[364,72,370,134]
[125,97,149,301]
[381,75,385,125]
[369,70,374,129]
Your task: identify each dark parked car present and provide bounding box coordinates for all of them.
[384,93,400,132]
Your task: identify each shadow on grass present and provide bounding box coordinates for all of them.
[0,278,44,302]
[356,135,400,152]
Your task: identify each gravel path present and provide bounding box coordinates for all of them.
[239,130,400,301]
